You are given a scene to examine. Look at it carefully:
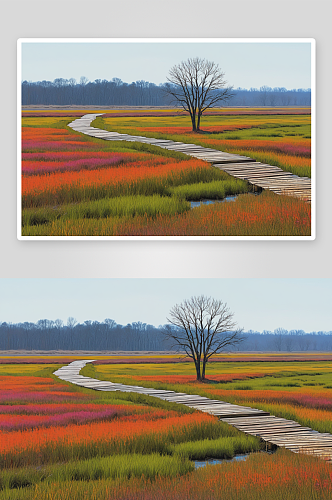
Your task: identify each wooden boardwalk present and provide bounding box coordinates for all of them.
[68,114,311,202]
[54,361,331,462]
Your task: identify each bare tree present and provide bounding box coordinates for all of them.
[273,327,286,351]
[164,58,233,132]
[67,317,77,329]
[258,85,270,106]
[164,295,243,381]
[104,318,116,329]
[54,319,64,329]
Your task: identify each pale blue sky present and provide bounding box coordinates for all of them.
[21,41,312,90]
[0,279,329,331]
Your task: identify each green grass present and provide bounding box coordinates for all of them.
[171,435,262,460]
[168,179,250,201]
[0,453,194,491]
[220,123,311,140]
[0,449,329,500]
[22,195,191,227]
[222,150,311,178]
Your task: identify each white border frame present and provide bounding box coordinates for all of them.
[17,38,316,241]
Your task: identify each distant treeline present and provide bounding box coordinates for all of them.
[0,320,330,352]
[21,78,311,107]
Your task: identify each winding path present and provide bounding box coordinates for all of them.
[54,360,331,462]
[68,114,311,202]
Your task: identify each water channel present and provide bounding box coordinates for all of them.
[194,453,249,469]
[190,191,262,209]
[190,196,237,208]
[194,449,275,469]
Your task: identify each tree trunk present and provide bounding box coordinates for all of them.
[196,112,202,131]
[201,358,207,380]
[195,358,201,380]
[191,112,197,132]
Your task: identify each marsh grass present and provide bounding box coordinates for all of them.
[0,453,194,491]
[22,190,311,237]
[1,356,331,500]
[1,449,330,500]
[22,195,191,227]
[22,164,221,209]
[168,179,249,201]
[0,436,262,491]
[171,435,262,460]
[96,114,311,178]
[88,360,332,434]
[22,112,311,236]
[0,414,226,469]
[224,150,311,178]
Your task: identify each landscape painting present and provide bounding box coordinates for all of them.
[18,39,315,239]
[0,277,331,500]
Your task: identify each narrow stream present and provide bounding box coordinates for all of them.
[194,454,249,469]
[190,191,262,209]
[190,196,237,208]
[193,449,275,469]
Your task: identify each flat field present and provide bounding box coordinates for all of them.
[0,353,331,499]
[21,108,311,237]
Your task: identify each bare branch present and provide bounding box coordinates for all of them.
[163,295,244,381]
[163,57,233,131]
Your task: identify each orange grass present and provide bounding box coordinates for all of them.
[0,375,82,394]
[22,159,197,195]
[22,159,208,208]
[109,191,311,236]
[0,412,215,468]
[109,449,332,499]
[31,191,310,236]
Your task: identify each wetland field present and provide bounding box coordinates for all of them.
[0,352,331,499]
[21,107,311,237]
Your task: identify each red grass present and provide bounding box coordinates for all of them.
[0,375,90,404]
[22,127,107,153]
[0,408,122,431]
[22,155,137,175]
